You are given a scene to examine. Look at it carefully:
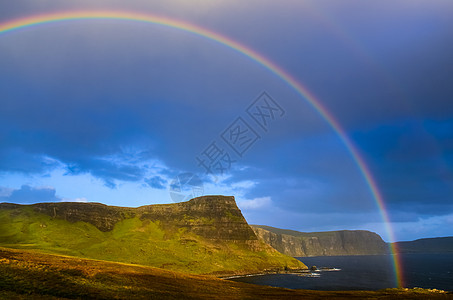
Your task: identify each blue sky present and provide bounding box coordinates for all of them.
[1,0,453,242]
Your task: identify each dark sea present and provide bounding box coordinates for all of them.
[229,254,453,291]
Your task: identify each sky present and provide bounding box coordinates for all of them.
[1,0,453,242]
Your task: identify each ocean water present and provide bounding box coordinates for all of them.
[229,254,453,291]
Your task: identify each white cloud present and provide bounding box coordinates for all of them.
[238,196,272,210]
[231,180,257,190]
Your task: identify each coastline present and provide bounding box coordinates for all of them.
[217,268,317,279]
[1,247,451,299]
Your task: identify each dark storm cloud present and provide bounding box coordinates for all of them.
[65,158,146,188]
[0,148,59,174]
[223,0,453,130]
[352,118,453,218]
[0,15,297,183]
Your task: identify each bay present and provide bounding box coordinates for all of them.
[229,253,453,291]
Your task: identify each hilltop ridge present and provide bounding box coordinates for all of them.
[4,195,255,240]
[0,196,305,275]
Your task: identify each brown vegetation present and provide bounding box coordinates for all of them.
[0,247,451,299]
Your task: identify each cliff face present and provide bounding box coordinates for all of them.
[252,225,388,257]
[29,196,257,240]
[138,196,258,241]
[0,196,305,274]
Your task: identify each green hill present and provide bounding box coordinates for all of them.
[0,196,305,275]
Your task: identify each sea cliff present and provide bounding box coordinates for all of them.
[252,225,388,257]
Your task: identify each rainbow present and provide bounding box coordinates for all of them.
[0,11,404,287]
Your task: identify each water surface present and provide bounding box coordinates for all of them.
[229,254,453,291]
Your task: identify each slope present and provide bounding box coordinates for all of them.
[0,247,449,300]
[0,196,304,275]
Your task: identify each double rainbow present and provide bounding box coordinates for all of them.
[0,10,403,287]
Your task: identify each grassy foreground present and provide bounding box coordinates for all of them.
[0,247,451,300]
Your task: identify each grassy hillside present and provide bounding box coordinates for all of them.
[0,198,304,275]
[0,247,449,300]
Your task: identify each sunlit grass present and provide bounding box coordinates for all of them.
[0,206,303,275]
